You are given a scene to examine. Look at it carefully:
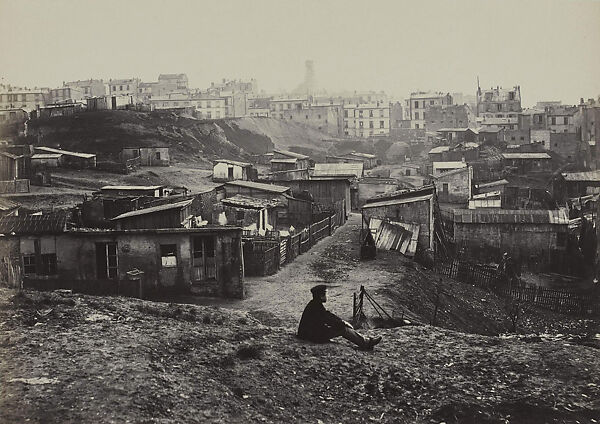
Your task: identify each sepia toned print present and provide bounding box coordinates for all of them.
[0,0,599,422]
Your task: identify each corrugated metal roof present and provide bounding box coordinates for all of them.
[348,152,377,159]
[221,194,282,209]
[501,153,551,160]
[224,180,290,193]
[453,209,568,224]
[362,194,434,209]
[36,146,96,159]
[561,170,600,182]
[313,163,363,178]
[366,185,435,203]
[215,159,252,167]
[0,212,69,235]
[111,199,192,221]
[434,166,470,179]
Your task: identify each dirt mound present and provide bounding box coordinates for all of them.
[1,288,599,423]
[24,111,335,166]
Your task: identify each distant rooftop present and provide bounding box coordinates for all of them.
[0,212,69,235]
[274,149,309,160]
[35,146,95,159]
[101,185,165,191]
[313,163,363,178]
[501,153,551,160]
[215,159,252,167]
[561,170,600,182]
[454,209,568,225]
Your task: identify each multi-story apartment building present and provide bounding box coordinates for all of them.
[48,87,84,104]
[280,103,343,136]
[0,88,49,112]
[343,103,390,138]
[476,85,521,130]
[404,92,453,129]
[149,93,227,119]
[425,104,474,132]
[194,96,227,119]
[546,105,579,133]
[269,98,310,118]
[107,78,140,101]
[64,79,106,98]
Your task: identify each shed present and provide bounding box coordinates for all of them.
[35,146,96,169]
[453,209,569,265]
[213,159,257,182]
[121,146,170,166]
[273,150,310,169]
[313,163,364,178]
[100,185,166,198]
[31,153,63,168]
[111,199,193,230]
[433,166,472,204]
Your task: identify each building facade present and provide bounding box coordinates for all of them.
[405,92,453,129]
[343,103,390,137]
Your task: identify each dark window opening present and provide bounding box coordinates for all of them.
[96,242,118,279]
[41,254,57,275]
[23,255,36,274]
[160,244,177,268]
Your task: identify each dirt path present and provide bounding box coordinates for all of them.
[176,213,414,329]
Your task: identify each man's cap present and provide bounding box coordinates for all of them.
[310,284,327,295]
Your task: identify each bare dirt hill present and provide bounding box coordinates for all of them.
[1,288,599,424]
[24,111,334,166]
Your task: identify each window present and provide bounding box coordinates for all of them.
[414,101,419,109]
[155,152,161,160]
[551,117,556,125]
[359,121,364,128]
[414,112,419,120]
[41,254,57,275]
[369,121,374,129]
[369,110,373,118]
[380,121,385,128]
[306,115,309,119]
[497,104,502,111]
[564,117,569,125]
[359,110,363,118]
[192,236,216,280]
[318,114,321,119]
[344,110,348,118]
[96,242,118,279]
[119,85,123,91]
[23,255,36,274]
[415,123,420,129]
[344,120,348,128]
[160,244,177,267]
[112,85,116,91]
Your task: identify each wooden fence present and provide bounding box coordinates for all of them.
[242,212,342,277]
[435,257,599,315]
[0,179,30,193]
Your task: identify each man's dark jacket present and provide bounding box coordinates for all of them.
[297,299,345,343]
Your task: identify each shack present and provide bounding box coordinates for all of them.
[0,214,244,298]
[433,166,472,204]
[120,146,170,166]
[501,152,553,174]
[361,185,436,252]
[453,209,569,266]
[34,146,96,169]
[0,151,27,180]
[111,199,193,230]
[215,195,281,234]
[280,178,351,218]
[552,170,600,203]
[213,159,257,182]
[272,150,310,170]
[100,185,166,198]
[31,153,63,168]
[313,163,364,179]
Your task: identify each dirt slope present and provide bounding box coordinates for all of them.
[1,288,599,424]
[24,111,333,165]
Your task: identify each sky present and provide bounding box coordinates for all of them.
[1,0,599,106]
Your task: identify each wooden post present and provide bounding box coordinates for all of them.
[328,215,332,236]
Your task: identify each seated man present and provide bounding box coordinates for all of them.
[297,284,382,350]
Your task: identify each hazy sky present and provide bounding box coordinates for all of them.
[1,0,599,106]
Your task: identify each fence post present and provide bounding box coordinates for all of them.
[328,215,332,236]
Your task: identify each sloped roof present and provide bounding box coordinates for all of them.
[274,149,309,159]
[215,159,252,167]
[101,185,164,191]
[434,166,470,179]
[362,194,434,209]
[561,170,600,182]
[501,153,551,160]
[348,152,377,159]
[224,180,290,194]
[31,154,62,159]
[111,199,193,221]
[476,179,509,189]
[365,185,436,204]
[270,158,298,164]
[221,194,282,210]
[313,163,363,178]
[429,146,450,154]
[35,146,96,159]
[453,209,568,225]
[433,161,468,169]
[0,212,69,235]
[0,197,20,211]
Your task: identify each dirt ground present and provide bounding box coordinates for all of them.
[1,214,599,423]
